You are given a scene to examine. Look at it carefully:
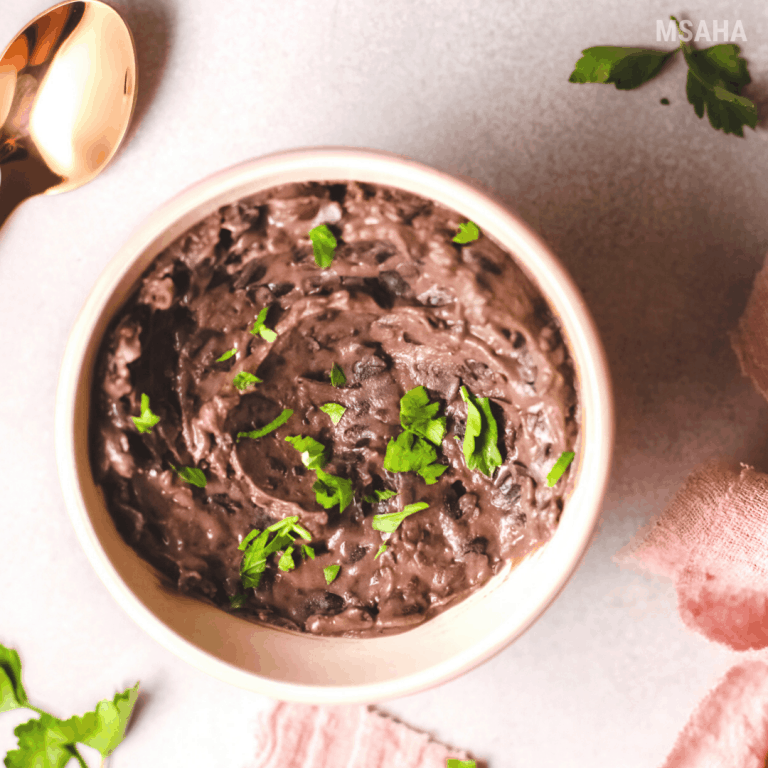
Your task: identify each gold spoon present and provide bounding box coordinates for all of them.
[0,0,137,228]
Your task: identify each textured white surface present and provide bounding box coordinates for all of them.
[2,0,768,766]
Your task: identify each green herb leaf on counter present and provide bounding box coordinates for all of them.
[399,386,446,445]
[319,402,347,425]
[302,544,316,560]
[374,543,387,560]
[459,385,502,477]
[250,306,278,342]
[285,435,329,470]
[363,489,398,504]
[236,408,293,442]
[324,564,341,584]
[383,430,448,485]
[546,451,575,487]
[132,393,160,434]
[169,463,207,488]
[329,362,346,387]
[308,224,338,268]
[277,547,295,572]
[1,643,139,767]
[312,469,354,513]
[229,593,247,609]
[569,46,676,90]
[568,16,757,137]
[452,221,480,244]
[372,502,429,533]
[232,371,263,390]
[217,348,237,362]
[446,760,476,768]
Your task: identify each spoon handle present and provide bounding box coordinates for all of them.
[0,165,31,230]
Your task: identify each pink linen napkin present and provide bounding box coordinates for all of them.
[252,702,478,768]
[621,251,768,764]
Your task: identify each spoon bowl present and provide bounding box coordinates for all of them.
[0,0,137,227]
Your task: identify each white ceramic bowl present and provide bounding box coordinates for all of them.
[55,146,614,703]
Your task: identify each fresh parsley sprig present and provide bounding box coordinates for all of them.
[232,371,263,390]
[216,348,237,362]
[238,516,312,589]
[308,224,337,268]
[250,306,277,342]
[399,385,447,444]
[568,14,757,136]
[323,564,341,584]
[312,469,354,513]
[1,643,139,768]
[319,402,346,425]
[452,221,480,244]
[131,393,160,434]
[459,385,502,477]
[363,489,398,504]
[169,463,207,488]
[285,435,329,470]
[372,501,429,533]
[329,363,346,387]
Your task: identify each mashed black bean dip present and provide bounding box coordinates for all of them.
[90,180,580,637]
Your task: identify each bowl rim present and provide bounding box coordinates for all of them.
[55,145,614,702]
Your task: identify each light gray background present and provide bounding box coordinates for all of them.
[2,1,767,765]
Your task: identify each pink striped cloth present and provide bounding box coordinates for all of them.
[252,702,476,768]
[620,251,768,766]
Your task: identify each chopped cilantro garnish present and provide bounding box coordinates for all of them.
[329,362,346,387]
[285,434,328,470]
[236,408,293,441]
[232,371,263,390]
[323,564,341,584]
[169,463,207,488]
[374,543,387,560]
[0,643,139,767]
[319,402,346,425]
[446,761,477,768]
[383,430,448,485]
[372,501,429,533]
[452,221,480,244]
[312,468,354,513]
[277,546,295,571]
[131,393,160,434]
[250,306,278,342]
[229,593,246,609]
[308,224,337,268]
[399,385,446,445]
[459,385,502,477]
[363,489,398,504]
[568,16,757,137]
[546,451,575,487]
[217,348,237,362]
[302,544,315,560]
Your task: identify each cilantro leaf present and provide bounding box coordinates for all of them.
[216,348,237,362]
[372,501,429,533]
[459,385,502,477]
[285,435,328,470]
[5,713,75,768]
[312,469,354,513]
[277,547,295,572]
[374,543,387,560]
[546,450,575,487]
[363,488,398,504]
[250,306,278,342]
[169,463,207,488]
[58,683,140,758]
[236,408,293,441]
[569,46,676,90]
[0,645,28,712]
[399,386,446,445]
[229,593,247,609]
[383,431,447,484]
[232,371,263,390]
[452,221,480,244]
[302,544,315,560]
[319,402,346,425]
[131,393,160,434]
[323,564,341,584]
[308,224,337,268]
[329,362,346,387]
[672,17,757,137]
